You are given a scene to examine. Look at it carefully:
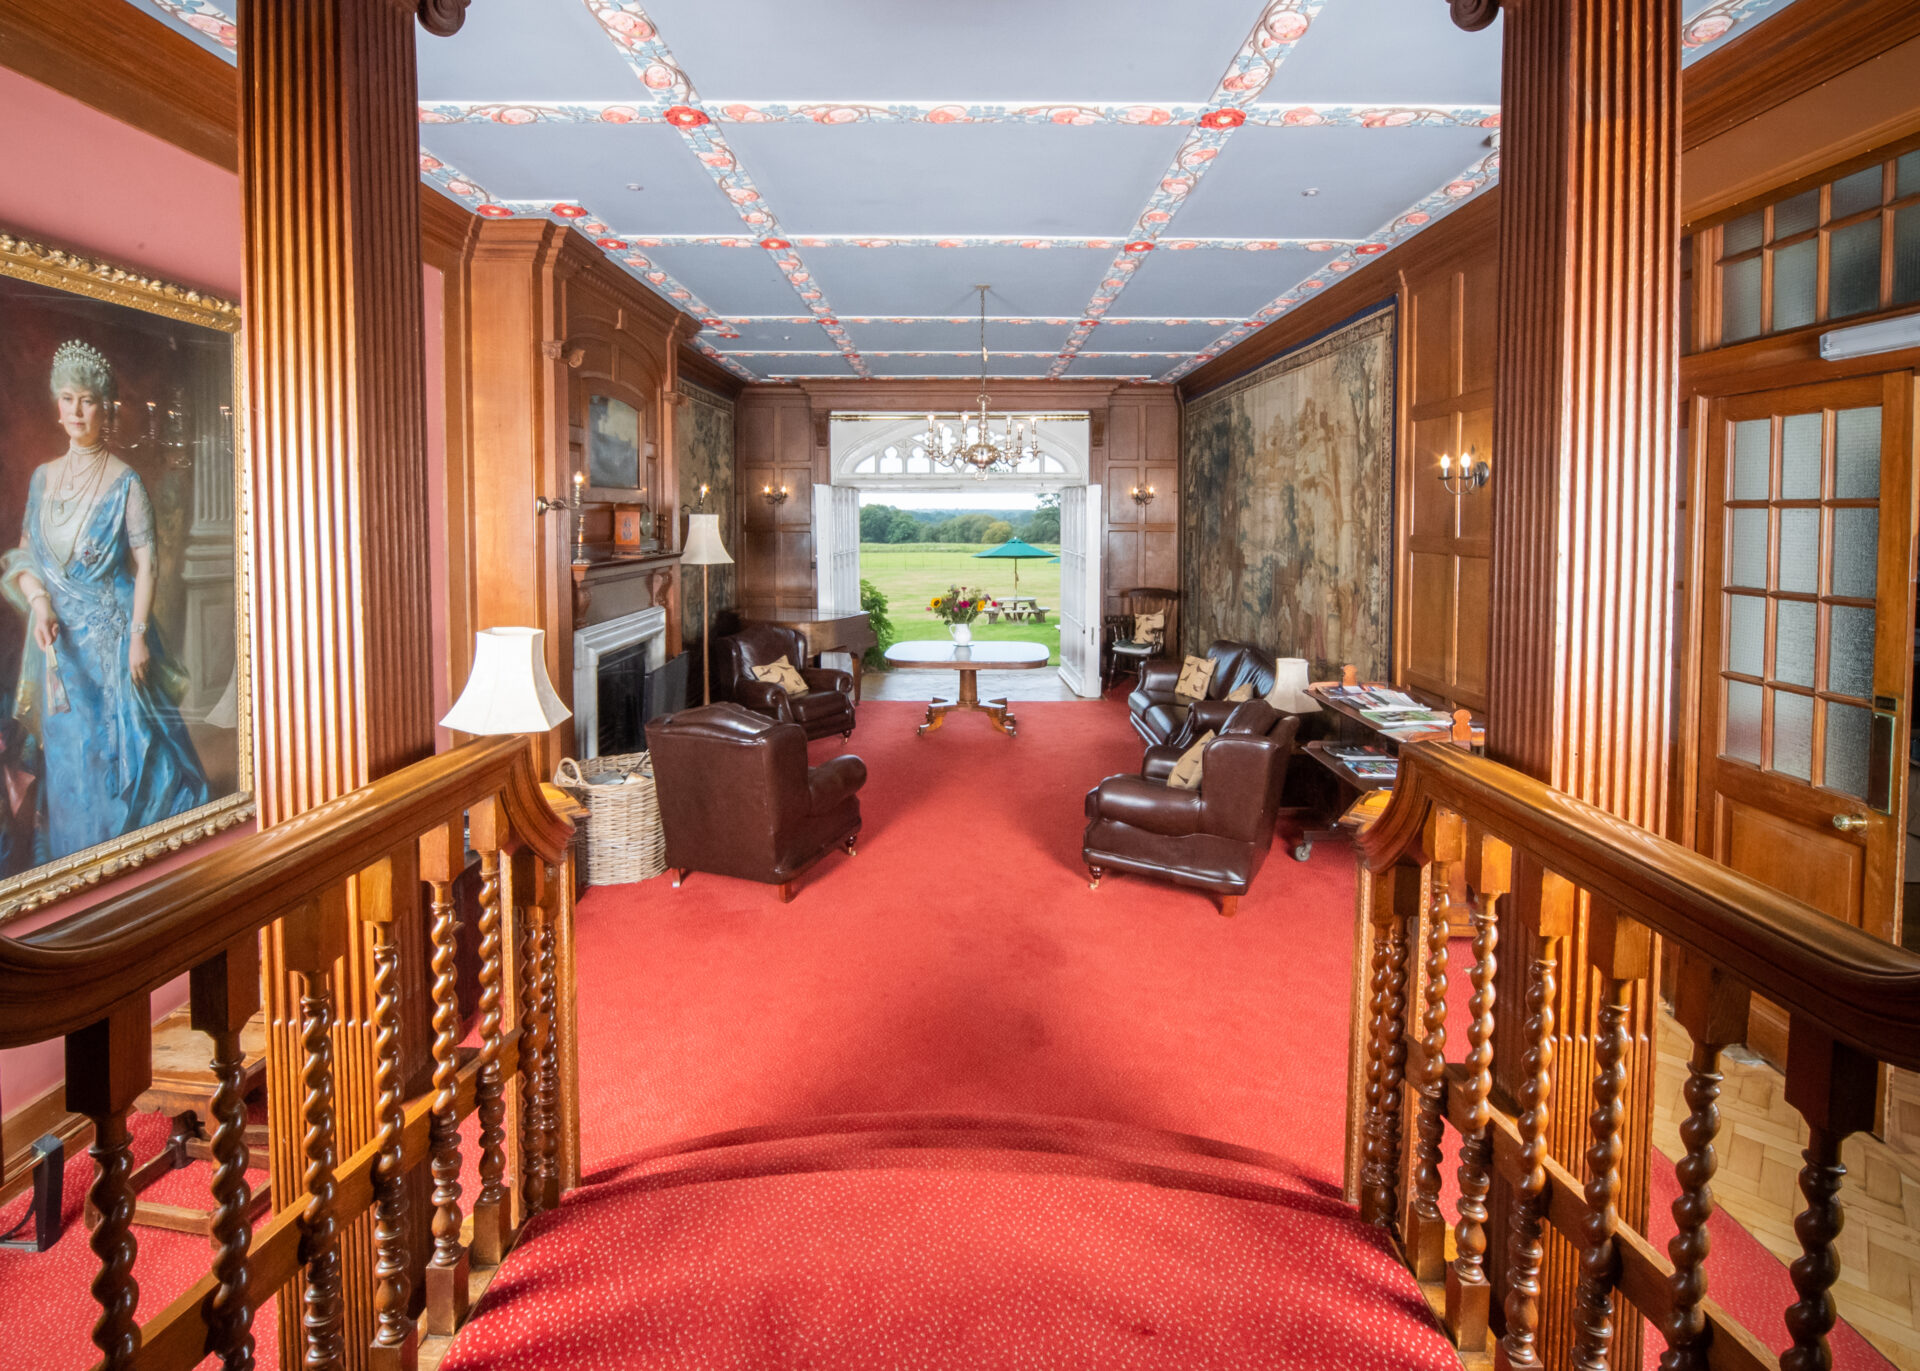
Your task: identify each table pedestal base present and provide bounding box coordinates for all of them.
[918,672,1018,737]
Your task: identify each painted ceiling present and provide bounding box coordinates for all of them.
[133,0,1798,385]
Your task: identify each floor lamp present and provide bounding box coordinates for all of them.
[681,512,733,706]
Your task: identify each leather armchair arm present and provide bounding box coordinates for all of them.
[734,679,793,721]
[799,665,854,696]
[806,754,868,815]
[1141,745,1183,783]
[1137,658,1182,702]
[1199,736,1287,843]
[1185,698,1243,738]
[1087,774,1205,838]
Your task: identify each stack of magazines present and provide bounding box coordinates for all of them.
[1324,743,1399,782]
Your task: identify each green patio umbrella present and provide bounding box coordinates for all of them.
[972,536,1061,597]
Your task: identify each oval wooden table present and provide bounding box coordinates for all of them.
[883,639,1053,737]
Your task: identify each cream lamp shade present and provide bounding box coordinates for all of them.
[441,627,572,734]
[681,512,734,566]
[1267,657,1321,715]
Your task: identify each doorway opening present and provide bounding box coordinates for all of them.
[822,413,1103,701]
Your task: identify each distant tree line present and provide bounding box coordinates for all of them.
[859,493,1060,545]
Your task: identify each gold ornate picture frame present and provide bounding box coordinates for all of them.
[0,232,253,924]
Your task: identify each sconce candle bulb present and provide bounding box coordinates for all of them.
[1436,447,1491,496]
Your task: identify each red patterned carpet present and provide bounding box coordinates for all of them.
[443,697,1455,1370]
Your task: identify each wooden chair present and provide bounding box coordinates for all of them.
[1104,588,1179,692]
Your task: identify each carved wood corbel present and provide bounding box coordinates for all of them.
[540,340,585,367]
[1447,0,1500,30]
[812,411,831,449]
[415,0,470,36]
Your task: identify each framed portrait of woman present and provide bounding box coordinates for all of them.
[0,232,252,923]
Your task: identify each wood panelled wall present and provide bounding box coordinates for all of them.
[733,380,1179,615]
[1400,210,1498,712]
[1180,193,1500,711]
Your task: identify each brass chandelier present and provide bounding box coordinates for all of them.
[917,286,1042,480]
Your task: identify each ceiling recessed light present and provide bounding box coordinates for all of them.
[1301,188,1320,197]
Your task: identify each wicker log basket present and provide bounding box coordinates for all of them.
[553,751,666,885]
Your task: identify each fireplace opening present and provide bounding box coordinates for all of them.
[595,646,690,756]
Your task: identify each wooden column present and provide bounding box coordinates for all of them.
[238,1,466,1366]
[1454,0,1680,1364]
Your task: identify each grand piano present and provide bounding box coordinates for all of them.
[726,601,879,705]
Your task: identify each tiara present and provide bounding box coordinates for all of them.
[52,339,112,376]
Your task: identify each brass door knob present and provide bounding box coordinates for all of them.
[1831,814,1868,832]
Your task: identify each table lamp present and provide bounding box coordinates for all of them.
[1267,658,1321,715]
[442,627,572,735]
[680,513,733,706]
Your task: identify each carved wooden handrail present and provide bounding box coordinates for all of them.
[1360,741,1920,1068]
[0,737,578,1371]
[1352,740,1920,1371]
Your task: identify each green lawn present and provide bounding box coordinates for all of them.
[862,542,1062,665]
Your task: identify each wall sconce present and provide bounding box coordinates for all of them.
[761,483,790,507]
[535,472,588,564]
[1130,484,1156,507]
[540,339,586,368]
[680,482,710,516]
[1437,448,1490,496]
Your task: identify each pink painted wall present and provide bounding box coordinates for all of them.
[0,69,461,1123]
[0,67,248,1118]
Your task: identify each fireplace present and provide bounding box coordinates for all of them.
[573,607,670,760]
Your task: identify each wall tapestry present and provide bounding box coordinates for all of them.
[675,378,735,653]
[0,232,252,922]
[1181,305,1394,680]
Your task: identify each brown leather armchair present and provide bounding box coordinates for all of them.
[648,704,865,902]
[712,623,857,740]
[1083,700,1298,916]
[1128,639,1281,746]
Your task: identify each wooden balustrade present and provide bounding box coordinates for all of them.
[1350,740,1920,1371]
[0,737,576,1371]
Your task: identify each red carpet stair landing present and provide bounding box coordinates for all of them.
[435,698,1458,1370]
[441,1114,1451,1371]
[424,698,1888,1370]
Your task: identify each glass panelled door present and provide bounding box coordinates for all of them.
[1696,374,1915,956]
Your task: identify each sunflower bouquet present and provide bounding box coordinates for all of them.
[929,585,992,626]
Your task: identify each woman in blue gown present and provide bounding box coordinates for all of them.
[1,340,210,864]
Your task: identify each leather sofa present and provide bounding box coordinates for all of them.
[1083,699,1298,917]
[648,704,865,902]
[712,623,857,740]
[1128,639,1281,746]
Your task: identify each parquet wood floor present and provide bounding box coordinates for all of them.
[1652,1012,1920,1370]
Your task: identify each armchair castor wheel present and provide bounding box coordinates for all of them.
[1291,842,1312,862]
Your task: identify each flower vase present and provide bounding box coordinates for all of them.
[949,622,973,645]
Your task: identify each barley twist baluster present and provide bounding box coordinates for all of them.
[1500,937,1560,1370]
[1778,1027,1875,1371]
[1661,956,1747,1371]
[191,938,260,1371]
[206,1024,255,1368]
[518,897,545,1220]
[87,1112,142,1369]
[298,969,345,1371]
[1409,817,1461,1281]
[1447,880,1500,1350]
[420,820,471,1335]
[67,1006,152,1371]
[1573,985,1632,1371]
[538,903,561,1209]
[472,833,510,1263]
[368,919,413,1366]
[1361,869,1396,1223]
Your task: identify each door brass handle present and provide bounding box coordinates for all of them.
[1831,814,1868,832]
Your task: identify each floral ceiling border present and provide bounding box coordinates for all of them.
[418,100,1501,129]
[129,0,1798,383]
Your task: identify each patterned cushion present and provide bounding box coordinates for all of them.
[1226,682,1255,703]
[1133,611,1166,646]
[1174,654,1216,704]
[1167,730,1214,791]
[749,655,810,696]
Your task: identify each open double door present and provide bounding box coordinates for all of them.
[1693,371,1917,1057]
